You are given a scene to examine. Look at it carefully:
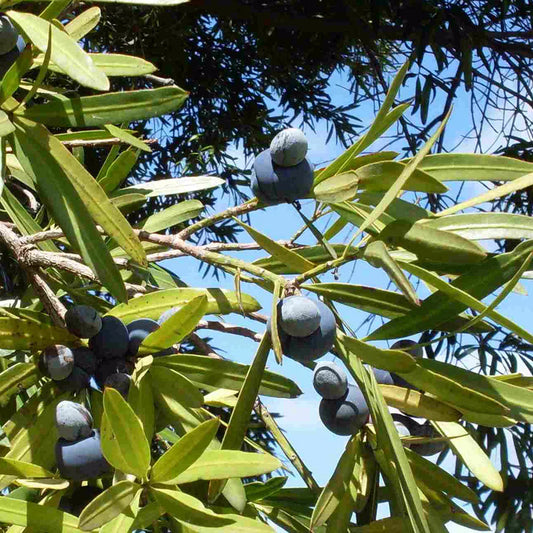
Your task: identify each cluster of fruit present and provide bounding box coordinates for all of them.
[0,16,24,78]
[39,305,178,398]
[313,343,444,457]
[252,128,314,204]
[54,401,111,481]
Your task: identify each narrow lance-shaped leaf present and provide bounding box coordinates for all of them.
[138,295,208,354]
[208,334,272,502]
[19,86,188,127]
[7,11,109,91]
[151,418,219,484]
[64,6,101,41]
[270,280,283,365]
[137,200,203,232]
[104,124,152,152]
[150,365,204,409]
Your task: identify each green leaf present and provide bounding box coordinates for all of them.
[15,116,146,267]
[151,418,219,484]
[0,364,39,406]
[367,240,533,341]
[270,280,283,365]
[404,447,479,503]
[100,411,131,474]
[64,6,101,41]
[78,480,140,531]
[0,497,81,533]
[378,385,461,421]
[101,388,151,479]
[88,53,156,76]
[139,295,208,354]
[0,111,14,137]
[311,434,360,529]
[419,212,533,241]
[117,175,224,198]
[244,476,287,502]
[110,192,145,213]
[153,354,302,398]
[339,332,416,373]
[98,148,139,193]
[19,86,188,127]
[0,458,53,478]
[103,124,152,152]
[138,200,203,232]
[7,11,109,91]
[432,421,504,491]
[356,191,431,223]
[208,334,272,502]
[150,365,204,409]
[108,287,261,322]
[173,449,282,484]
[9,120,128,302]
[350,518,406,532]
[235,219,315,273]
[377,219,487,264]
[414,358,533,424]
[413,153,533,182]
[438,171,533,217]
[128,370,155,441]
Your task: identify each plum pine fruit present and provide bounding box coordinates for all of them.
[319,384,369,436]
[0,35,24,79]
[89,315,129,360]
[372,368,394,386]
[313,361,348,400]
[72,347,97,376]
[55,401,93,442]
[94,358,131,389]
[126,317,174,357]
[410,421,446,457]
[278,296,321,338]
[104,372,131,398]
[40,345,74,380]
[390,339,423,390]
[276,299,336,362]
[65,305,102,339]
[60,486,102,517]
[56,367,90,393]
[251,149,314,205]
[270,128,308,167]
[55,430,111,481]
[0,17,19,55]
[158,307,179,325]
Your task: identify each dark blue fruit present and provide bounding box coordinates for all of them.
[319,384,369,436]
[276,300,336,362]
[372,368,394,385]
[251,149,314,205]
[313,361,348,400]
[59,486,102,517]
[89,316,129,360]
[390,339,423,390]
[40,345,74,380]
[278,296,321,338]
[391,414,444,456]
[55,401,93,442]
[127,317,175,357]
[94,358,131,389]
[270,128,308,167]
[0,17,19,55]
[65,305,102,339]
[72,347,97,376]
[104,373,131,399]
[56,367,90,393]
[0,36,24,79]
[55,430,111,481]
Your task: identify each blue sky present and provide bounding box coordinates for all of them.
[160,67,532,531]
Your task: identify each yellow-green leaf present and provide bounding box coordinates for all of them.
[150,365,204,409]
[0,458,53,478]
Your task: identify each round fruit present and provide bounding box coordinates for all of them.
[390,339,423,390]
[94,358,131,389]
[251,149,314,205]
[270,128,308,167]
[319,384,369,436]
[56,367,90,393]
[313,361,348,400]
[372,367,394,385]
[126,317,174,357]
[277,300,336,362]
[0,17,19,55]
[55,401,93,442]
[0,36,24,79]
[410,421,446,457]
[65,305,102,339]
[55,430,111,481]
[104,372,131,398]
[89,316,129,360]
[72,347,97,376]
[278,296,321,338]
[41,345,74,381]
